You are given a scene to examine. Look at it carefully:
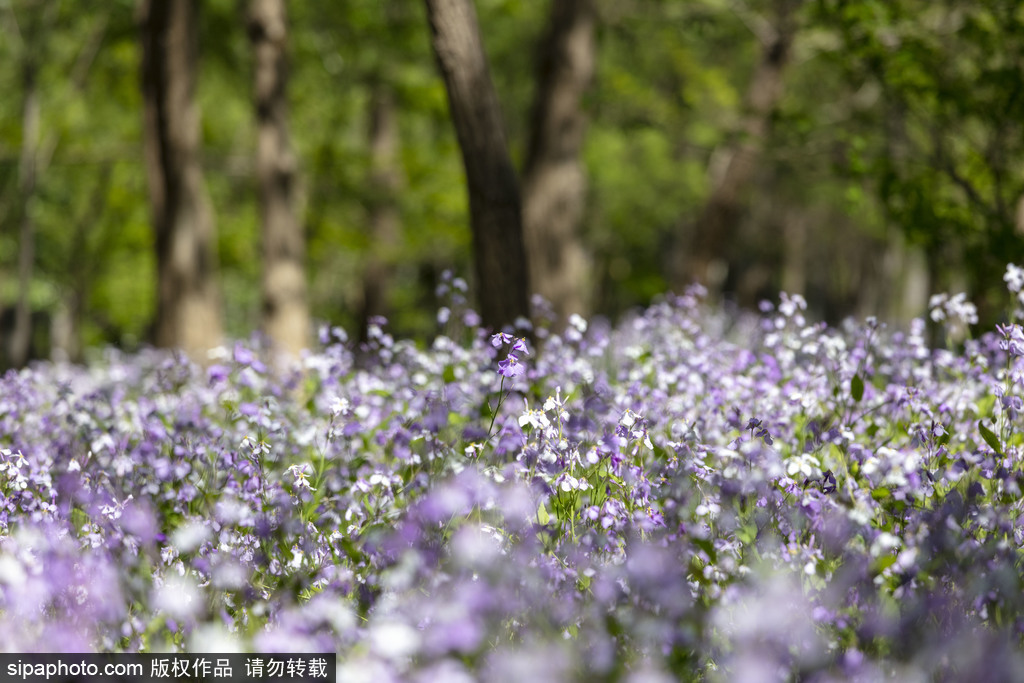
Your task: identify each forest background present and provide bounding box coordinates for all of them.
[1,0,1023,369]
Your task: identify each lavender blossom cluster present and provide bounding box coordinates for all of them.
[3,269,1024,681]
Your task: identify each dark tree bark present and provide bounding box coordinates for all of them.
[521,0,595,324]
[424,0,530,331]
[358,84,402,342]
[248,0,309,360]
[675,0,800,294]
[140,0,222,360]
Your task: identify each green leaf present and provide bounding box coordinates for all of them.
[70,507,91,534]
[872,554,898,575]
[979,421,1003,455]
[871,487,891,501]
[693,537,717,561]
[851,374,864,403]
[735,523,758,545]
[977,395,997,419]
[537,500,550,525]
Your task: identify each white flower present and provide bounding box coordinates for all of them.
[518,399,550,430]
[929,293,948,321]
[241,435,271,457]
[786,453,819,478]
[329,395,350,418]
[870,531,900,557]
[1005,263,1024,293]
[153,573,201,620]
[287,464,317,491]
[947,292,978,325]
[779,292,807,317]
[369,621,421,660]
[543,387,569,421]
[568,313,588,333]
[171,522,211,554]
[289,545,304,570]
[558,474,590,492]
[929,292,977,326]
[695,500,721,518]
[100,495,134,521]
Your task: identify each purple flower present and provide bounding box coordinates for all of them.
[497,354,525,378]
[233,343,255,366]
[207,364,229,385]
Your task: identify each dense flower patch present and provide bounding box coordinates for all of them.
[4,271,1024,680]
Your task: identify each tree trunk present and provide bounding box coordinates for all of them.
[56,168,114,364]
[675,0,800,294]
[521,0,595,324]
[10,41,40,369]
[780,207,807,296]
[880,234,928,326]
[248,0,309,360]
[424,0,530,331]
[6,7,103,367]
[359,84,402,342]
[140,0,223,361]
[1017,195,1024,237]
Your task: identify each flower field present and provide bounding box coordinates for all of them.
[4,272,1024,681]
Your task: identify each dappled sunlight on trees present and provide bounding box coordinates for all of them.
[0,0,1022,366]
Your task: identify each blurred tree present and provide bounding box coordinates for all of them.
[424,0,530,331]
[521,0,596,323]
[247,0,309,360]
[815,0,1024,320]
[288,2,465,338]
[8,0,47,368]
[584,0,740,316]
[9,0,1020,359]
[674,0,803,297]
[358,82,402,342]
[2,2,111,367]
[140,0,223,359]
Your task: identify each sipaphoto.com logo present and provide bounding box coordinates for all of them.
[8,657,143,681]
[0,653,337,683]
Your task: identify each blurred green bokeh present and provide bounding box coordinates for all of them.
[1,0,1022,362]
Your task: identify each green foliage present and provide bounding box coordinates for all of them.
[811,0,1024,309]
[2,0,1023,357]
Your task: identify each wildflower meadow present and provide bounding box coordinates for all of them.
[4,269,1024,681]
